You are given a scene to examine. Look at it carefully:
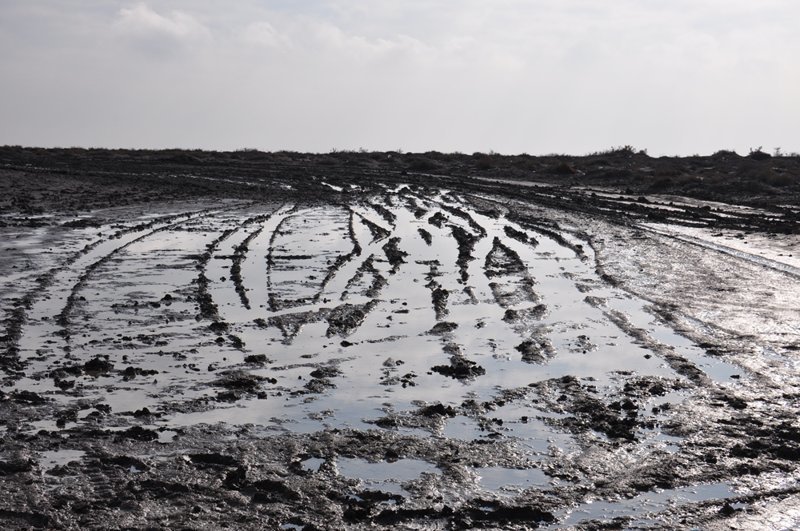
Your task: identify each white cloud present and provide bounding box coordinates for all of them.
[241,21,290,49]
[0,0,798,154]
[114,3,210,54]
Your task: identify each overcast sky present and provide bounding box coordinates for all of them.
[0,1,797,155]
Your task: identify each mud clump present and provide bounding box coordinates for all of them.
[431,355,486,380]
[359,214,391,241]
[428,321,458,335]
[431,286,450,320]
[417,227,432,245]
[326,302,377,337]
[419,403,457,417]
[382,237,407,272]
[83,356,114,375]
[503,305,547,323]
[309,366,342,379]
[121,366,159,380]
[515,337,555,363]
[450,226,480,282]
[503,225,536,245]
[213,370,264,392]
[428,211,448,228]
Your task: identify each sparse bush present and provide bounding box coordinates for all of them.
[472,152,493,171]
[591,145,637,157]
[748,147,771,161]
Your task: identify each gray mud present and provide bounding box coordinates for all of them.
[1,167,799,530]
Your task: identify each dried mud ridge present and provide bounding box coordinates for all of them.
[1,154,800,530]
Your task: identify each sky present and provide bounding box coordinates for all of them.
[0,1,798,156]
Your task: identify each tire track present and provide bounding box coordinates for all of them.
[53,209,234,352]
[8,205,242,367]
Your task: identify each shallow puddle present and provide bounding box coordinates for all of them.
[5,187,757,525]
[554,483,739,528]
[337,457,438,495]
[474,466,550,495]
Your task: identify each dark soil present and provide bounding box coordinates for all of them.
[1,146,799,530]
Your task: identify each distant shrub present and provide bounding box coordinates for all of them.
[472,153,493,170]
[748,147,771,161]
[590,145,637,157]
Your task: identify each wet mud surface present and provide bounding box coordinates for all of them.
[1,150,800,529]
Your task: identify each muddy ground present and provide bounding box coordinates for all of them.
[1,148,799,530]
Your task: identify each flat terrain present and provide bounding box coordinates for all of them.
[1,147,799,530]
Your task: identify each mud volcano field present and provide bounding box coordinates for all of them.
[1,149,800,529]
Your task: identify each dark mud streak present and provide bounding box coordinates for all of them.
[504,224,536,245]
[353,210,390,242]
[266,206,300,312]
[267,301,379,344]
[343,254,387,300]
[450,225,480,283]
[417,227,433,245]
[310,208,363,305]
[603,308,712,387]
[484,236,539,307]
[55,210,220,350]
[513,216,588,260]
[459,193,588,259]
[421,260,449,320]
[382,237,408,274]
[439,202,488,238]
[2,283,46,372]
[229,210,278,309]
[463,178,800,245]
[346,209,363,256]
[431,344,486,381]
[603,308,755,414]
[2,206,230,368]
[196,228,237,322]
[368,201,396,227]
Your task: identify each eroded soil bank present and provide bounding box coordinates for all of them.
[1,150,799,530]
